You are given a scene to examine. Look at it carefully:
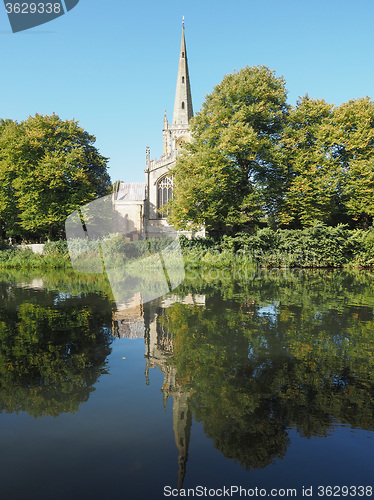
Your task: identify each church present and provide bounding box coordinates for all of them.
[113,23,202,238]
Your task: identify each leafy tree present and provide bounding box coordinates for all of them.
[0,114,111,240]
[331,98,374,228]
[0,119,20,240]
[279,96,374,229]
[0,281,113,417]
[168,66,289,234]
[162,270,374,469]
[279,95,339,227]
[168,64,374,232]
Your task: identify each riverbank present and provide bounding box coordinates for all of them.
[181,223,374,269]
[1,224,373,270]
[0,241,72,269]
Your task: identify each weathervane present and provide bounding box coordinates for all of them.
[182,16,185,27]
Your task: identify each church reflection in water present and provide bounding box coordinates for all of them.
[5,271,374,491]
[112,292,205,489]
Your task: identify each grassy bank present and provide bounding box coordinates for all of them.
[1,223,374,270]
[180,223,374,269]
[0,241,72,269]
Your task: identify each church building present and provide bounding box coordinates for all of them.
[113,23,200,237]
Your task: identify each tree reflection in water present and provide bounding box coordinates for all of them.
[1,268,374,487]
[0,278,113,417]
[145,269,374,475]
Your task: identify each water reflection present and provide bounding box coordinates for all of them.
[1,269,374,492]
[142,269,374,478]
[112,293,206,487]
[144,294,205,488]
[0,275,113,417]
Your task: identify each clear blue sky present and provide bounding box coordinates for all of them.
[1,0,373,183]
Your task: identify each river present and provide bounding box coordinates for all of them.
[0,268,373,499]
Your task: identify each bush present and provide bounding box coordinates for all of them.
[183,224,374,269]
[348,228,374,267]
[2,227,374,270]
[44,240,69,255]
[0,245,71,269]
[276,224,352,267]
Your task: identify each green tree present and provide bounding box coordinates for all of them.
[331,98,374,228]
[279,95,339,227]
[168,66,289,234]
[0,114,111,240]
[0,119,20,240]
[163,270,374,469]
[280,96,374,229]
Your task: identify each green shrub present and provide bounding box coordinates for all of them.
[44,240,69,255]
[183,224,374,269]
[0,246,71,269]
[2,226,374,270]
[348,228,374,267]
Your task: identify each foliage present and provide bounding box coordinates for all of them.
[43,239,69,255]
[332,98,374,226]
[276,96,374,228]
[167,66,374,232]
[163,269,374,470]
[180,225,374,269]
[1,223,374,271]
[168,66,289,233]
[0,247,72,269]
[0,279,113,417]
[0,114,111,240]
[279,95,339,226]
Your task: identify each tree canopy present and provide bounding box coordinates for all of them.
[168,66,374,233]
[0,114,111,241]
[0,275,113,417]
[164,269,374,470]
[168,66,289,233]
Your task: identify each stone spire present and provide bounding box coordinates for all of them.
[163,110,170,154]
[172,20,193,126]
[173,390,192,490]
[163,109,168,129]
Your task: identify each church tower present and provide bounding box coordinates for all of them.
[115,21,202,238]
[146,20,194,223]
[172,20,193,128]
[163,20,194,155]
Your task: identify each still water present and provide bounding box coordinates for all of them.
[1,268,374,499]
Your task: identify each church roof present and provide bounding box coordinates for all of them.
[116,182,145,201]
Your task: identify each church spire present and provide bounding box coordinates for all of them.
[172,20,193,126]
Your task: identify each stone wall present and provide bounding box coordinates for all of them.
[13,244,45,254]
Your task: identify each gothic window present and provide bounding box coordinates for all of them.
[157,175,173,219]
[176,136,188,149]
[182,76,185,83]
[182,51,185,58]
[181,102,185,109]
